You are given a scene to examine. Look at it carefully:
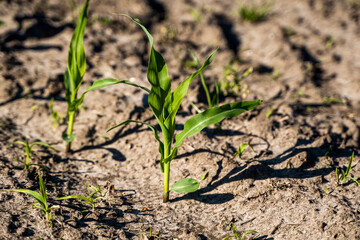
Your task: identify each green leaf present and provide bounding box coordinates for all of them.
[345,152,354,176]
[7,189,45,209]
[231,223,239,238]
[11,140,27,147]
[164,50,217,126]
[69,78,149,112]
[55,195,90,202]
[125,15,171,126]
[38,172,47,202]
[64,68,72,104]
[175,100,262,147]
[241,230,258,239]
[31,142,59,152]
[67,0,89,85]
[62,132,76,142]
[170,178,199,193]
[85,78,150,93]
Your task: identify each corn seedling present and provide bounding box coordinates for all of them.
[56,184,110,211]
[63,0,147,152]
[239,2,272,23]
[233,141,253,159]
[222,222,257,240]
[335,152,360,186]
[107,16,262,203]
[4,172,58,227]
[11,139,58,170]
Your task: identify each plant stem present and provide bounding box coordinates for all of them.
[163,161,170,203]
[163,139,171,203]
[66,111,75,153]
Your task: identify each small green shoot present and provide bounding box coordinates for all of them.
[233,141,253,159]
[201,172,209,181]
[325,35,334,49]
[325,145,333,158]
[11,139,58,170]
[335,152,360,186]
[49,98,64,130]
[219,64,252,98]
[323,97,343,104]
[56,184,110,211]
[4,172,58,227]
[222,222,257,240]
[0,20,4,27]
[107,16,262,202]
[63,0,147,152]
[239,3,272,23]
[266,107,275,118]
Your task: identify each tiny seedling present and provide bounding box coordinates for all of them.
[222,222,257,240]
[325,145,333,158]
[49,97,64,130]
[239,2,272,23]
[233,141,254,159]
[266,107,275,118]
[323,96,343,104]
[219,64,252,98]
[108,16,262,202]
[56,184,110,211]
[11,139,58,170]
[335,152,360,186]
[63,0,146,152]
[4,172,58,227]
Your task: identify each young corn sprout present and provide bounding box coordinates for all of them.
[233,141,254,159]
[4,172,59,227]
[63,0,146,152]
[11,139,58,170]
[222,222,257,240]
[55,184,111,211]
[107,16,262,203]
[336,152,360,186]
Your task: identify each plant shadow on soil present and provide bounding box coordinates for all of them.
[170,137,354,204]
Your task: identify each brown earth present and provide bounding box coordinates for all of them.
[0,0,360,239]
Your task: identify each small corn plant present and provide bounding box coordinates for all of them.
[336,152,360,186]
[63,0,146,152]
[4,172,58,227]
[56,184,110,211]
[233,141,253,159]
[108,16,262,203]
[11,139,58,170]
[222,222,257,240]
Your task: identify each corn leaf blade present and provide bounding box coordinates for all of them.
[55,195,90,202]
[175,100,262,148]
